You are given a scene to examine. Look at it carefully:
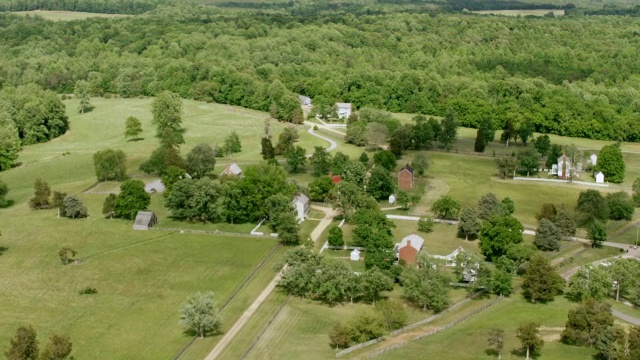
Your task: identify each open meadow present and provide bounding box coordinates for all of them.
[11,10,131,21]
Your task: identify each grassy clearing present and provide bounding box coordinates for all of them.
[374,296,594,360]
[470,9,565,16]
[11,10,131,21]
[392,221,482,257]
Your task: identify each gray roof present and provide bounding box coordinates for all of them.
[396,234,424,251]
[134,211,156,227]
[221,162,242,176]
[144,179,165,193]
[336,102,352,110]
[292,193,310,205]
[298,95,311,104]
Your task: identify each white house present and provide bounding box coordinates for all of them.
[590,153,598,166]
[431,246,467,267]
[336,103,352,119]
[595,171,605,184]
[388,194,396,204]
[221,162,242,177]
[298,95,312,106]
[350,249,360,261]
[292,193,310,220]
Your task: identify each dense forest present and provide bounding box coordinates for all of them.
[1,4,640,142]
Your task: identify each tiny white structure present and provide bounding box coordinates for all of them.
[221,162,242,177]
[350,249,360,261]
[336,102,352,119]
[388,194,396,204]
[590,153,598,166]
[298,95,312,106]
[292,193,310,220]
[595,171,605,184]
[431,246,467,267]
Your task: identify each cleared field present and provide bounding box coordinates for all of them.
[471,9,565,17]
[12,10,131,21]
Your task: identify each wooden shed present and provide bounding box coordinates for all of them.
[133,211,158,230]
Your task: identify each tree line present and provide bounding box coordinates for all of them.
[0,0,168,14]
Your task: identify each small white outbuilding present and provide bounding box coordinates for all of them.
[388,194,396,204]
[350,249,360,261]
[590,153,598,166]
[595,171,605,184]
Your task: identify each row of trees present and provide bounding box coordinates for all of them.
[29,179,88,218]
[5,325,72,360]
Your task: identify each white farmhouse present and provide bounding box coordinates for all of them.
[335,103,352,119]
[557,154,571,180]
[291,193,310,220]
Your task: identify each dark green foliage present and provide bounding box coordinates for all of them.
[5,325,38,360]
[358,152,369,166]
[308,176,334,202]
[0,178,10,208]
[495,157,517,179]
[40,333,73,360]
[417,217,435,233]
[517,149,540,176]
[286,146,306,173]
[389,126,410,157]
[474,128,486,152]
[327,226,344,246]
[260,137,275,160]
[342,161,367,187]
[477,192,499,220]
[536,203,557,222]
[222,131,242,155]
[161,166,186,194]
[58,247,77,265]
[79,287,97,295]
[458,206,481,240]
[275,127,298,155]
[561,299,614,347]
[165,178,222,223]
[102,193,117,219]
[439,112,458,150]
[93,149,127,181]
[479,215,524,260]
[29,178,51,210]
[366,167,394,200]
[396,191,410,210]
[374,299,407,331]
[63,195,88,219]
[52,191,66,215]
[276,211,300,246]
[114,180,150,220]
[533,135,551,157]
[546,144,563,169]
[265,194,294,232]
[140,145,185,175]
[633,178,640,207]
[431,195,461,220]
[498,197,515,216]
[310,146,332,176]
[588,220,608,247]
[186,143,216,178]
[534,219,562,251]
[554,206,577,237]
[491,269,513,297]
[0,84,68,146]
[360,267,394,304]
[0,111,21,171]
[605,192,634,221]
[152,91,184,147]
[373,150,397,172]
[124,116,143,141]
[522,254,565,303]
[595,143,625,184]
[401,261,451,312]
[331,152,350,175]
[576,189,608,225]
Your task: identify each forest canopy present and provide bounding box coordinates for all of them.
[0,5,639,141]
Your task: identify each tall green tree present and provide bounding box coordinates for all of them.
[588,220,608,248]
[261,137,275,160]
[533,135,551,157]
[567,265,612,302]
[102,193,117,219]
[124,116,143,141]
[479,215,524,260]
[310,146,332,176]
[431,195,461,220]
[401,260,451,312]
[39,333,72,360]
[561,299,614,347]
[516,322,543,360]
[114,179,150,220]
[439,112,458,150]
[63,195,88,219]
[5,325,38,360]
[360,267,394,305]
[554,206,577,236]
[0,112,21,171]
[534,219,562,251]
[276,211,301,246]
[179,291,222,338]
[522,254,565,303]
[576,189,608,225]
[474,128,486,152]
[223,131,242,155]
[140,145,185,176]
[93,149,127,181]
[74,80,91,114]
[165,178,222,222]
[633,178,640,207]
[605,191,634,221]
[411,152,428,177]
[29,178,51,210]
[152,91,184,147]
[286,145,306,173]
[186,143,216,178]
[458,206,481,240]
[595,143,625,184]
[373,150,397,171]
[477,192,499,220]
[518,149,540,176]
[366,166,394,200]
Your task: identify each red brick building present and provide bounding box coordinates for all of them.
[398,164,414,191]
[396,234,424,265]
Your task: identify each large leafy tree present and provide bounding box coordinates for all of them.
[165,178,222,222]
[360,267,394,304]
[40,333,73,360]
[554,205,577,236]
[566,265,612,302]
[516,322,543,360]
[366,166,394,200]
[5,325,38,360]
[186,143,216,178]
[561,299,614,347]
[605,191,634,221]
[124,116,143,141]
[522,254,565,303]
[0,112,21,171]
[74,80,91,114]
[576,189,608,225]
[286,145,306,173]
[29,178,51,210]
[152,91,184,147]
[114,179,150,220]
[479,215,524,260]
[431,195,461,220]
[534,219,562,251]
[93,149,127,181]
[595,143,625,184]
[458,206,481,240]
[63,195,88,219]
[0,178,11,208]
[140,145,185,176]
[179,291,222,338]
[401,256,451,312]
[477,192,499,220]
[439,112,458,150]
[309,146,332,176]
[372,150,397,172]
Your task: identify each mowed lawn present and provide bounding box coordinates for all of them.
[0,97,310,358]
[12,10,131,21]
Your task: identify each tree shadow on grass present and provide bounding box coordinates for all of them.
[484,349,499,357]
[127,137,145,142]
[510,348,541,359]
[0,200,15,208]
[0,246,7,255]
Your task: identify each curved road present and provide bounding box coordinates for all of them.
[306,124,338,152]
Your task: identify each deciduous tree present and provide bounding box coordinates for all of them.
[5,325,38,360]
[373,150,397,172]
[286,145,306,173]
[605,191,634,221]
[165,178,222,222]
[588,220,608,247]
[186,143,216,178]
[93,149,127,182]
[114,179,150,220]
[411,152,428,177]
[124,116,143,141]
[522,254,564,303]
[74,80,91,114]
[458,206,481,240]
[479,215,524,260]
[310,146,332,176]
[431,195,461,220]
[561,299,614,347]
[179,291,222,338]
[152,91,184,147]
[567,265,612,302]
[63,195,88,219]
[0,112,21,171]
[29,178,51,210]
[516,322,543,360]
[534,219,562,251]
[328,226,344,246]
[576,189,608,225]
[595,143,625,184]
[39,334,72,360]
[366,166,394,200]
[487,328,505,360]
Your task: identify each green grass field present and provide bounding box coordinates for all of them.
[471,9,565,16]
[12,10,131,21]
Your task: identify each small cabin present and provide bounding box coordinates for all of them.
[595,171,605,184]
[133,211,158,231]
